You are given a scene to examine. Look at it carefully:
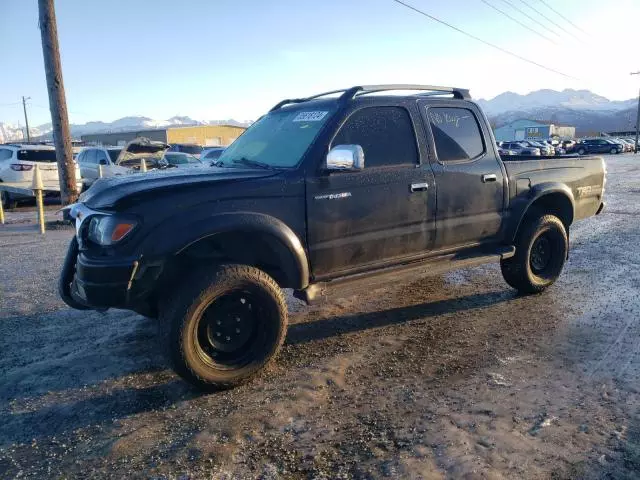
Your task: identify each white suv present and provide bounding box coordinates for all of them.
[0,144,82,208]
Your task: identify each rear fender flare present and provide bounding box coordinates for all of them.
[507,182,575,242]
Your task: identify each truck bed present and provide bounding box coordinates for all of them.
[502,154,606,223]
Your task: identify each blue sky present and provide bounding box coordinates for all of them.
[1,0,637,126]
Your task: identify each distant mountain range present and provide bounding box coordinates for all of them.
[1,88,637,142]
[477,89,637,135]
[0,116,252,143]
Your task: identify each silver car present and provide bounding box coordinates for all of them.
[501,142,541,156]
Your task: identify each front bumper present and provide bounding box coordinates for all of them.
[59,237,162,310]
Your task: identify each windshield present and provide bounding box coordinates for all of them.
[164,153,201,165]
[107,149,122,162]
[216,107,335,168]
[173,144,202,155]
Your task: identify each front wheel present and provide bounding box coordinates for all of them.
[160,264,288,390]
[501,214,568,294]
[577,147,586,155]
[610,147,618,154]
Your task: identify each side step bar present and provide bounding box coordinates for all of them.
[294,246,515,305]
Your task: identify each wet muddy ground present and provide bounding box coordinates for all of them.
[1,154,639,479]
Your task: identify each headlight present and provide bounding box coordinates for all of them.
[87,215,137,245]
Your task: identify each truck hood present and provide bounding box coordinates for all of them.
[80,167,279,209]
[115,137,170,169]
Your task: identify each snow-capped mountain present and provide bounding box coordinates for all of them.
[475,89,638,135]
[477,89,636,116]
[0,115,251,143]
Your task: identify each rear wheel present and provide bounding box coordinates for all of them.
[501,214,568,294]
[160,264,288,390]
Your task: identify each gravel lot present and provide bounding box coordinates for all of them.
[1,154,639,479]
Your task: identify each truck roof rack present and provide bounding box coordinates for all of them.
[270,84,471,111]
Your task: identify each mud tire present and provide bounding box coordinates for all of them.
[501,214,568,294]
[160,264,288,390]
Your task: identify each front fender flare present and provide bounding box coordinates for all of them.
[144,212,310,289]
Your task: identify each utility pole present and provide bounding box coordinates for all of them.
[38,0,78,204]
[632,72,640,154]
[22,96,31,142]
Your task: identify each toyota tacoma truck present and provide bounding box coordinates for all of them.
[59,84,606,390]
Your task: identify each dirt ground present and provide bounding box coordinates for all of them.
[1,154,639,479]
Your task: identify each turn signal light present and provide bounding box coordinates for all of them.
[111,222,136,242]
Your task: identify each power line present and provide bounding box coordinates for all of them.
[389,0,579,80]
[498,0,561,39]
[537,0,588,36]
[517,0,582,41]
[480,0,557,45]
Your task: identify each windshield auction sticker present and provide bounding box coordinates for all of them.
[293,111,328,122]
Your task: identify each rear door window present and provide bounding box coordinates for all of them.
[427,107,485,162]
[332,106,419,168]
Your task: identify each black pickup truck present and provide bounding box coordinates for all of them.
[59,84,606,390]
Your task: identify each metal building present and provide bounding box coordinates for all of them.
[81,124,246,147]
[493,119,575,142]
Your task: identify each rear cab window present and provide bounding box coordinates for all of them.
[426,107,485,162]
[332,106,419,168]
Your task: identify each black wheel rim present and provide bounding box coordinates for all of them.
[530,234,552,274]
[195,289,262,368]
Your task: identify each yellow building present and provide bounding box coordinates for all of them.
[81,124,247,147]
[166,125,246,147]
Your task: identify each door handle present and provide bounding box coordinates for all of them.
[410,182,429,192]
[481,174,497,183]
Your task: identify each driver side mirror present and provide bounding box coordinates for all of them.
[326,145,364,171]
[99,158,108,166]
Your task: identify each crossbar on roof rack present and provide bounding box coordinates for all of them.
[269,84,471,111]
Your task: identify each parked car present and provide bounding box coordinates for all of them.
[561,140,577,153]
[554,147,566,155]
[161,152,205,169]
[0,144,82,208]
[77,138,171,186]
[520,140,554,155]
[167,143,203,158]
[501,142,541,155]
[576,138,622,155]
[541,140,563,155]
[59,84,606,390]
[616,138,634,152]
[201,147,226,165]
[622,138,637,152]
[497,146,518,156]
[77,147,126,186]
